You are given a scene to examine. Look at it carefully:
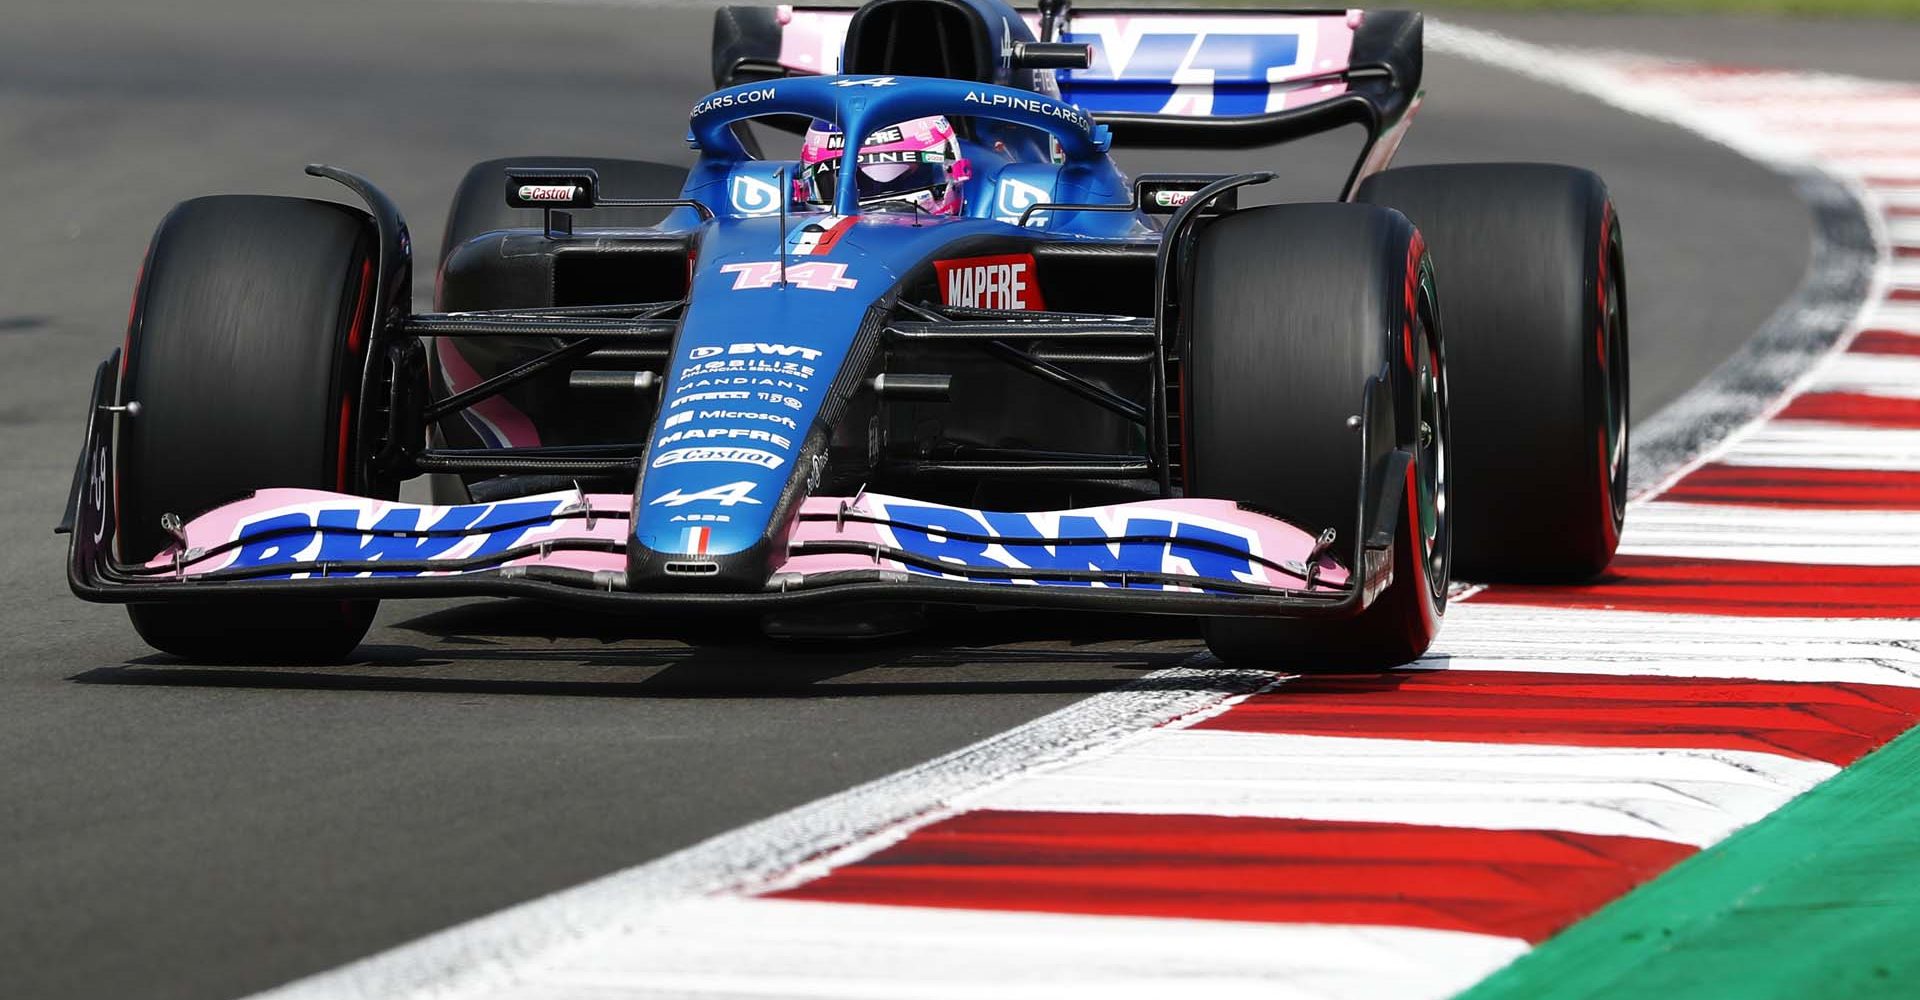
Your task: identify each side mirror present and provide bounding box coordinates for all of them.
[504,168,599,210]
[1010,41,1092,71]
[1135,175,1239,216]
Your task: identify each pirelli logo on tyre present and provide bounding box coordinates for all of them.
[934,253,1046,312]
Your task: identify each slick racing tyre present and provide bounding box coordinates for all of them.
[1188,203,1450,671]
[1357,163,1628,581]
[437,155,690,277]
[118,195,382,663]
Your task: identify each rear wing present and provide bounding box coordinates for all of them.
[712,5,1422,152]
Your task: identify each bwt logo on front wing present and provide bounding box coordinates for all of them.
[876,503,1263,586]
[688,342,825,362]
[222,499,569,572]
[936,254,1046,311]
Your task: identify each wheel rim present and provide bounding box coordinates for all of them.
[1414,302,1450,602]
[1602,244,1629,523]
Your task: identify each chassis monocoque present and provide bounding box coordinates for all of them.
[62,0,1630,668]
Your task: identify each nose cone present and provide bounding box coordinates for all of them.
[626,216,887,589]
[627,212,1021,590]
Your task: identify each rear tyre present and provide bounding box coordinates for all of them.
[1188,204,1449,671]
[119,195,381,662]
[431,157,690,505]
[1356,163,1627,580]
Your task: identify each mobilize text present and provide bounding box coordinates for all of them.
[679,360,816,381]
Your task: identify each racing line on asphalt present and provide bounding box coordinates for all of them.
[239,23,1920,1000]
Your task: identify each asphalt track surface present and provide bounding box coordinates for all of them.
[0,1,1874,997]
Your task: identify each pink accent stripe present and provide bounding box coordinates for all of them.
[434,339,543,448]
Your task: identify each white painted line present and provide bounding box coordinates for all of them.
[475,898,1527,1000]
[250,661,1277,1000]
[973,731,1833,848]
[1717,421,1920,470]
[1618,500,1920,564]
[1810,352,1920,397]
[1431,605,1920,688]
[1859,300,1920,331]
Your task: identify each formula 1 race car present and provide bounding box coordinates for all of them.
[62,0,1629,669]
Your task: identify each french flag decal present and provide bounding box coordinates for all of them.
[683,526,711,555]
[787,215,857,256]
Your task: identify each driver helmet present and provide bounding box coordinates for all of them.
[799,116,968,215]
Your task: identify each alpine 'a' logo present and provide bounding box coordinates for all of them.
[650,481,762,507]
[935,254,1046,311]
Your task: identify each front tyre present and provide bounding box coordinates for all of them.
[118,196,382,662]
[1187,204,1449,670]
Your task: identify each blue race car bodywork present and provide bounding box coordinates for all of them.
[67,0,1430,627]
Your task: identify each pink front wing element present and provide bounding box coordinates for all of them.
[148,489,630,577]
[776,493,1348,591]
[146,489,1342,594]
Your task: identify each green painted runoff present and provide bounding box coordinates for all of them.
[1456,724,1920,1000]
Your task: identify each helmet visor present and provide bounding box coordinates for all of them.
[802,151,951,206]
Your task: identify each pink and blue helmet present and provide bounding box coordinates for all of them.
[799,115,968,216]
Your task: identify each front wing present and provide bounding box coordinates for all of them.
[66,359,1380,620]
